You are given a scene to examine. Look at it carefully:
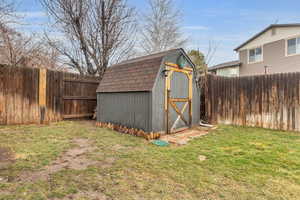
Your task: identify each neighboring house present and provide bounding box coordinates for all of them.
[208,60,241,77]
[209,23,300,76]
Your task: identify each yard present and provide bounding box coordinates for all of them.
[0,121,300,200]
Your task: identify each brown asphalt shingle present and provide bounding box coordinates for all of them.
[97,49,179,93]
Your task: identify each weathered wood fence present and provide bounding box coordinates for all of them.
[202,73,300,132]
[0,65,99,125]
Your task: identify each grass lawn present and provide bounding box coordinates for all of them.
[0,121,300,200]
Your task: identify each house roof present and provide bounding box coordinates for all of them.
[234,23,300,51]
[97,49,181,93]
[208,60,241,71]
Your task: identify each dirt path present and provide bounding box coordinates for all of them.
[19,138,99,182]
[53,191,108,200]
[12,137,117,199]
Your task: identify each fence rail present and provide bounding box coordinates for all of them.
[202,73,300,132]
[0,65,99,125]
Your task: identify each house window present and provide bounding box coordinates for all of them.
[248,47,262,63]
[287,37,300,56]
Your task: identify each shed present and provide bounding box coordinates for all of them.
[96,48,200,134]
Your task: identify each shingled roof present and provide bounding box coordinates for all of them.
[97,49,180,93]
[208,60,241,71]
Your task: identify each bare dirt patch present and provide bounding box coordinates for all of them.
[0,147,14,170]
[52,190,109,200]
[112,144,125,151]
[0,147,15,183]
[19,138,99,182]
[101,157,116,169]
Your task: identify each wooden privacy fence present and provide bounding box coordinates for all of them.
[202,73,300,132]
[0,65,99,125]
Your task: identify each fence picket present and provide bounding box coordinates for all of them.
[202,73,300,132]
[0,65,99,125]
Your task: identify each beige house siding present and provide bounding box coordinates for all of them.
[239,39,300,76]
[216,67,239,77]
[239,26,300,51]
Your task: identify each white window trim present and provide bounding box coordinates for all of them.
[285,35,300,57]
[248,46,263,64]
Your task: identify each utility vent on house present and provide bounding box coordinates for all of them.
[271,28,276,36]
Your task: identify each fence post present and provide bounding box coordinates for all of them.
[39,68,47,124]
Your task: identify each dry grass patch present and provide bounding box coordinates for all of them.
[0,122,299,200]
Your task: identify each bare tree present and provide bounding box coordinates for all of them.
[205,39,220,66]
[24,40,63,70]
[0,25,34,66]
[0,1,62,69]
[40,0,137,78]
[0,25,61,68]
[0,0,15,25]
[140,0,187,54]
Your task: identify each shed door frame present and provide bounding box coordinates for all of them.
[164,63,193,134]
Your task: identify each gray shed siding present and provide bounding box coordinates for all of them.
[97,92,152,132]
[151,63,165,132]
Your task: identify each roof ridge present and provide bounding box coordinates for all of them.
[120,48,179,63]
[209,60,241,71]
[234,23,300,51]
[211,60,240,66]
[108,48,180,69]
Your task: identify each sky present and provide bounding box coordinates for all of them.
[14,0,300,66]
